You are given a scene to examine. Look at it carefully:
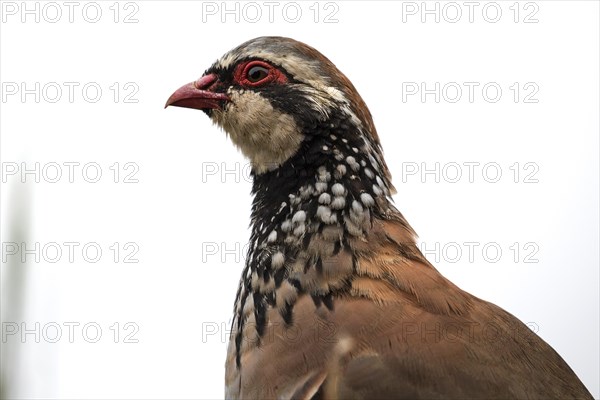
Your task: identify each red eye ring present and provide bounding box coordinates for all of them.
[235,60,288,87]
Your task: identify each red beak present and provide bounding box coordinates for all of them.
[165,73,230,110]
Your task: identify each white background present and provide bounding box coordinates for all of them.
[1,1,598,399]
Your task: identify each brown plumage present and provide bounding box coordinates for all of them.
[166,36,593,399]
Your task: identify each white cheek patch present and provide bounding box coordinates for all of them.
[212,91,304,174]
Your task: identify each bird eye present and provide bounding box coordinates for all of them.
[247,65,270,83]
[235,60,287,87]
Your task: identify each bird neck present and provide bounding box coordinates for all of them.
[248,131,395,253]
[230,129,397,366]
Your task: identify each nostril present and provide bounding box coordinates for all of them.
[194,73,218,90]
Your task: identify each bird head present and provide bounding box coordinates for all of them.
[166,36,394,191]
